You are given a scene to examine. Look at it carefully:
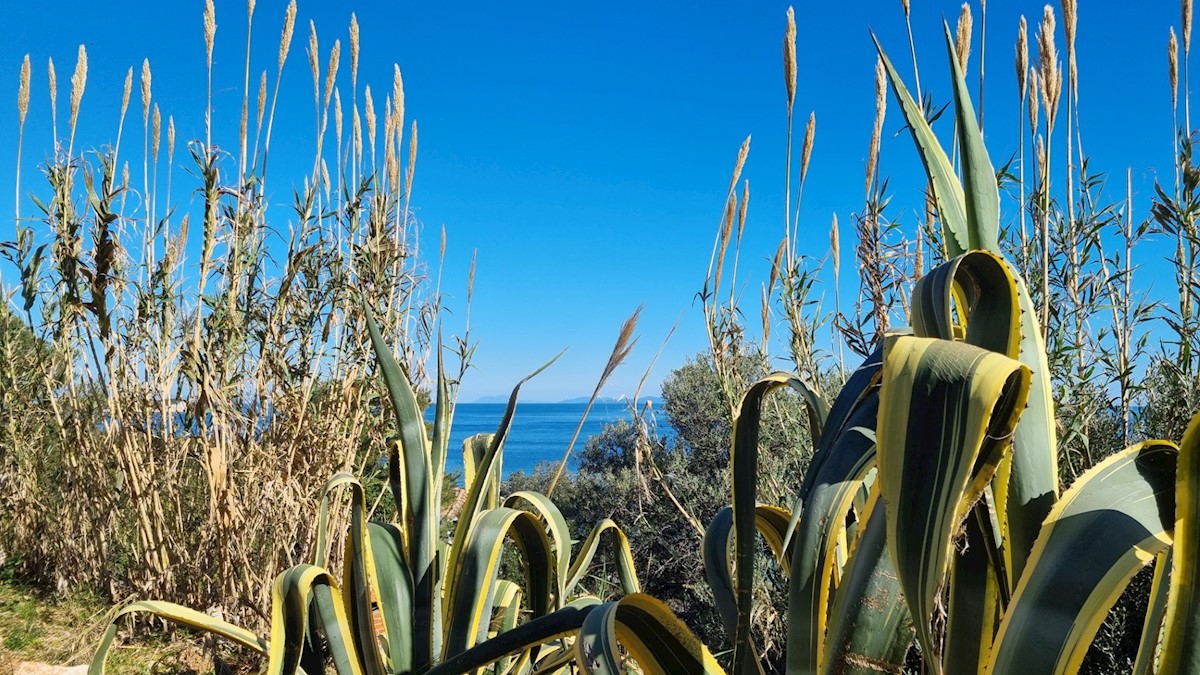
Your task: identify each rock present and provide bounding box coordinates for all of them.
[13,663,87,675]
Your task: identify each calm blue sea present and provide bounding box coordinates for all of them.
[423,402,664,478]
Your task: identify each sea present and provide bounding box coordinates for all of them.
[423,401,666,478]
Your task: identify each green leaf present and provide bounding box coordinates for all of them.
[90,601,268,675]
[576,594,726,674]
[943,21,999,253]
[989,441,1178,673]
[1160,411,1200,672]
[877,336,1031,673]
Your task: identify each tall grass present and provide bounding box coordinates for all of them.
[0,0,436,627]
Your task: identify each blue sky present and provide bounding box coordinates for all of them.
[0,1,1185,401]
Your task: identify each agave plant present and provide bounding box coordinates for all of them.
[705,23,1200,675]
[90,302,722,674]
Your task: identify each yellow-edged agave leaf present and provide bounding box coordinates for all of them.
[988,440,1178,674]
[1159,411,1200,672]
[877,336,1031,674]
[821,500,913,675]
[444,354,561,628]
[270,564,364,675]
[431,338,455,490]
[325,474,388,675]
[944,507,1002,674]
[730,372,821,675]
[464,433,500,510]
[366,522,414,674]
[444,508,555,657]
[90,601,268,674]
[426,598,600,675]
[576,594,726,675]
[563,518,640,598]
[491,580,527,674]
[783,349,882,675]
[506,490,574,602]
[1133,548,1172,675]
[943,21,999,256]
[364,301,440,671]
[703,503,793,673]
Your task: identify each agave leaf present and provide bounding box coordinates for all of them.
[820,499,913,675]
[729,372,817,675]
[427,599,599,675]
[563,518,640,598]
[90,601,268,674]
[989,440,1178,673]
[943,506,1002,674]
[575,594,726,674]
[367,522,414,674]
[431,335,455,499]
[363,300,439,670]
[703,503,793,665]
[444,508,554,659]
[444,353,562,633]
[265,565,364,675]
[943,21,1000,253]
[784,349,882,675]
[322,474,388,675]
[1159,411,1200,671]
[871,32,968,257]
[877,336,1031,674]
[506,490,574,603]
[1133,548,1172,674]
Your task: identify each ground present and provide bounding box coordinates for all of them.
[0,581,251,675]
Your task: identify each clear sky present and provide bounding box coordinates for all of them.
[0,1,1184,402]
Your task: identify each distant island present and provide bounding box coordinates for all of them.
[470,395,663,405]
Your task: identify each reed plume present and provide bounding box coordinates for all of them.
[955,3,973,72]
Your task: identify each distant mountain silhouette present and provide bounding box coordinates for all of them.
[469,395,663,405]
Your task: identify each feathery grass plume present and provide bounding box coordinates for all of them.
[167,115,175,161]
[955,3,973,72]
[350,13,360,87]
[140,59,151,126]
[902,0,910,17]
[17,54,30,126]
[67,45,87,148]
[1187,0,1194,55]
[1028,67,1040,137]
[801,111,815,185]
[365,85,376,161]
[867,56,886,195]
[334,88,343,144]
[1063,0,1077,98]
[1172,28,1181,112]
[256,70,267,130]
[204,0,216,68]
[152,104,161,160]
[1017,16,1028,99]
[16,54,30,223]
[279,1,296,71]
[259,0,297,180]
[1037,5,1061,130]
[546,306,643,496]
[784,6,797,113]
[353,100,362,165]
[830,212,841,279]
[47,57,57,145]
[308,21,320,112]
[405,120,418,199]
[119,67,132,121]
[392,64,405,143]
[324,40,340,109]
